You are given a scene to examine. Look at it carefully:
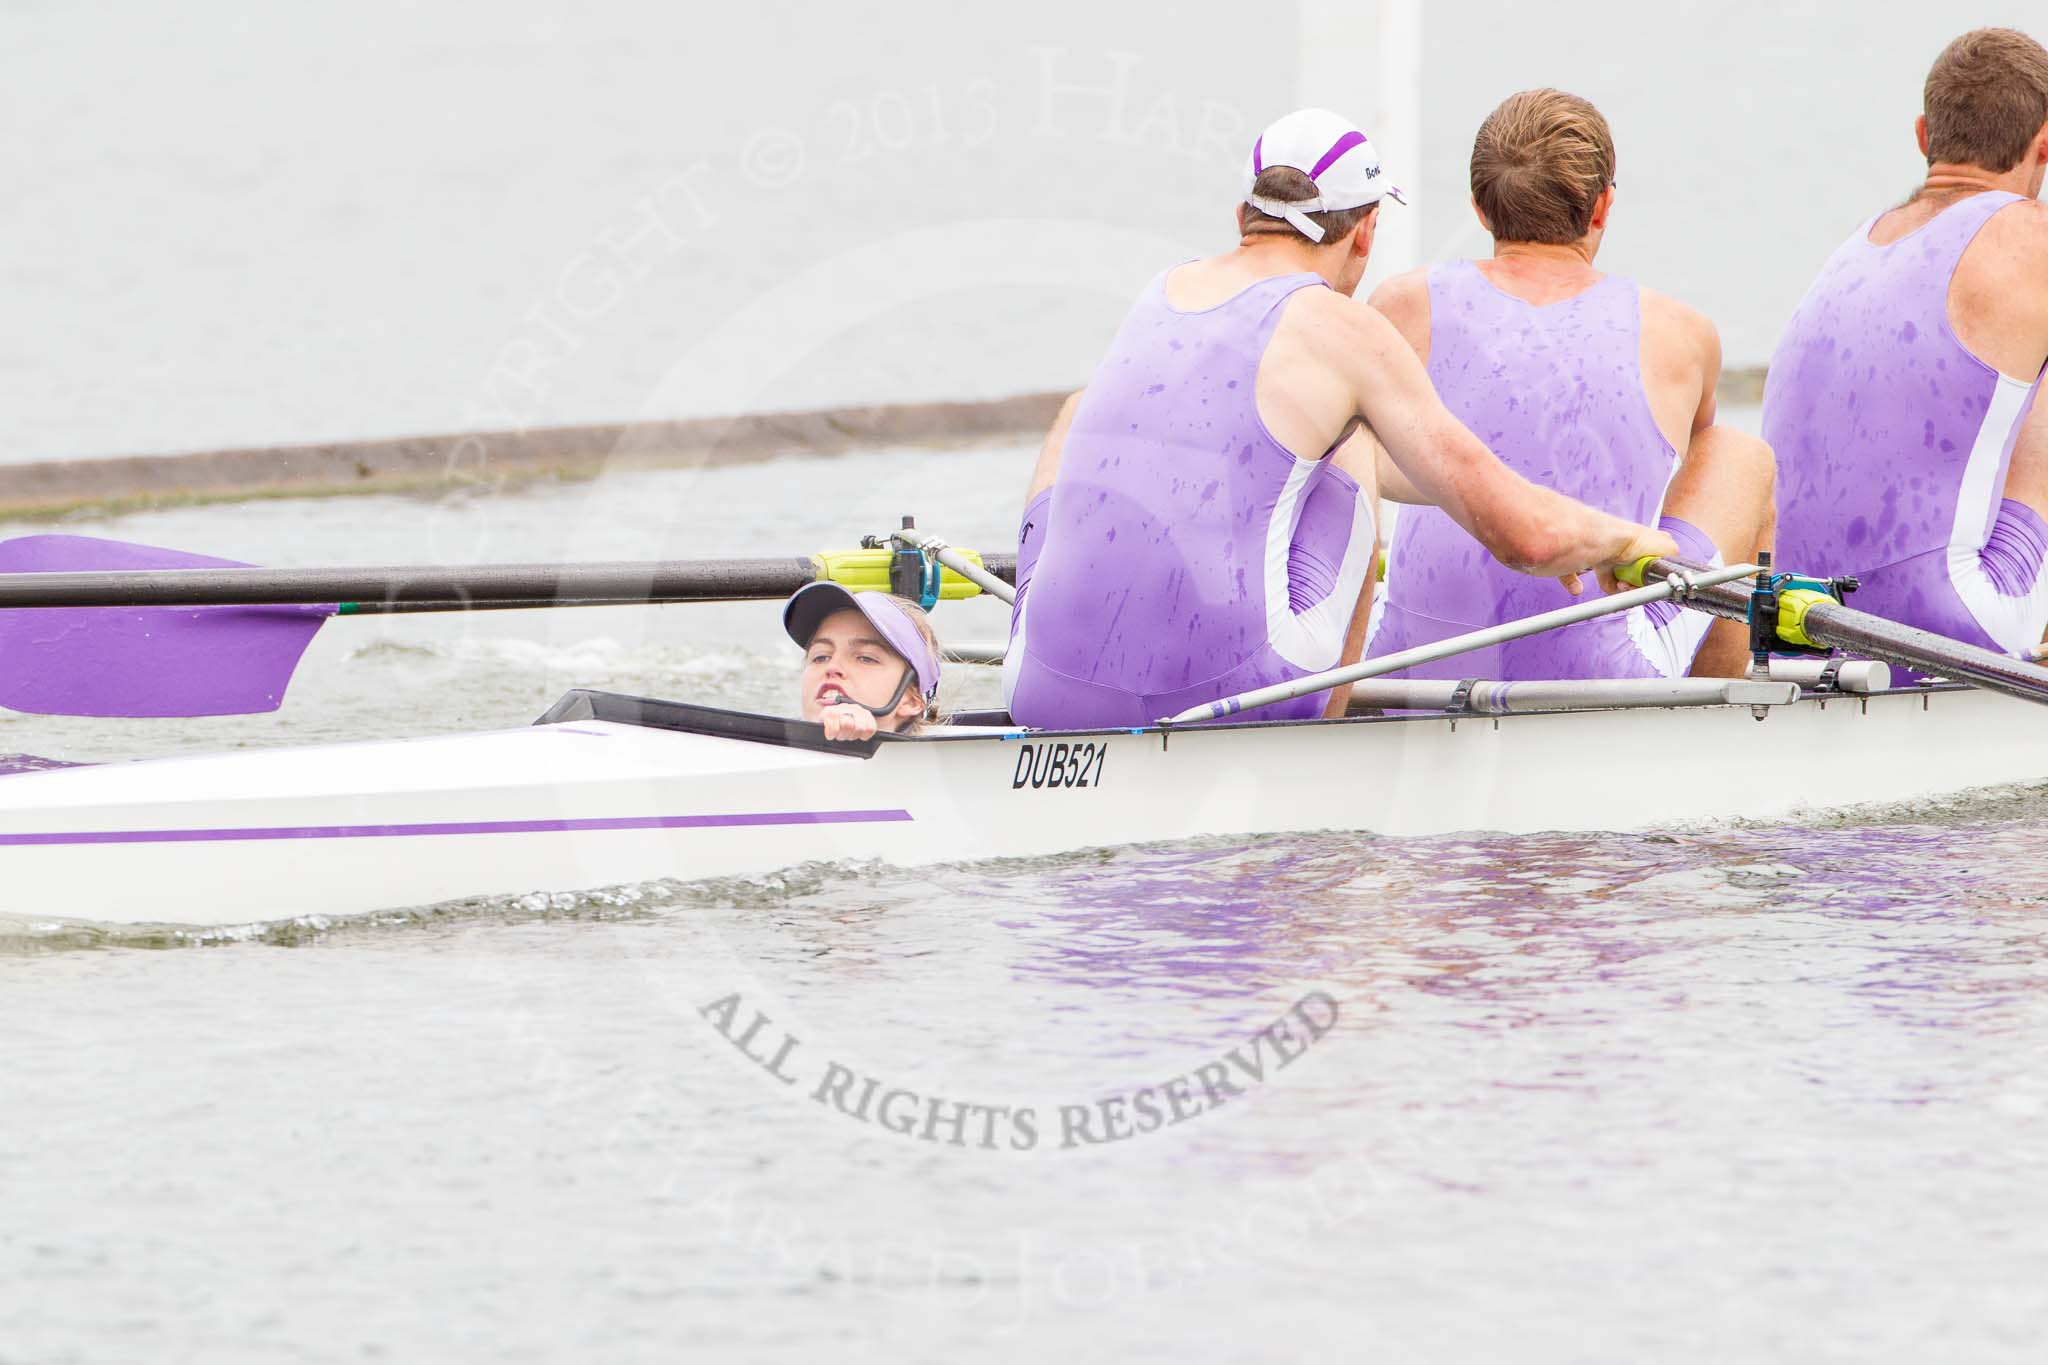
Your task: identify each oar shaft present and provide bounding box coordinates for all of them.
[0,555,1020,610]
[1164,562,1760,724]
[1642,557,2048,705]
[336,598,727,615]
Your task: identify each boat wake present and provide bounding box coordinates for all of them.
[0,876,690,954]
[0,837,1287,954]
[0,753,87,776]
[1724,777,2048,831]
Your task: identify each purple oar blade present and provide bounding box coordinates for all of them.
[0,535,334,717]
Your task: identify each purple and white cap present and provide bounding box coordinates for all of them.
[1244,108,1406,243]
[783,582,941,702]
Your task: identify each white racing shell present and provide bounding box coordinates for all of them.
[0,684,2041,929]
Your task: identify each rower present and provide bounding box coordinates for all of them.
[783,583,942,742]
[1764,28,2048,670]
[1004,108,1676,729]
[1363,88,1776,682]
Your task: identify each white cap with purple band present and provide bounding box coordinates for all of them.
[1243,108,1406,243]
[783,582,941,704]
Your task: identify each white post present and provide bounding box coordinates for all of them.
[1367,0,1421,292]
[1298,0,1422,544]
[1294,0,1375,115]
[1297,0,1422,285]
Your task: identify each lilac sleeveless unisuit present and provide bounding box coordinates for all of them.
[1004,269,1376,727]
[1365,259,1714,679]
[1765,191,2048,661]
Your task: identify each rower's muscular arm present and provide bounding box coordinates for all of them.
[1637,289,1723,446]
[1360,272,1431,503]
[1691,311,1722,435]
[2011,387,2048,518]
[1025,389,1085,504]
[1995,210,2048,517]
[1366,270,1432,366]
[1307,292,1675,581]
[1679,297,1722,435]
[1330,430,1424,503]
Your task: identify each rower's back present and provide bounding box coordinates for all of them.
[1365,88,1735,682]
[1764,29,2048,662]
[1006,266,1374,727]
[1765,192,2048,655]
[1367,261,1706,679]
[1766,195,2044,631]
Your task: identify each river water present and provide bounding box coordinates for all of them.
[5,445,2048,1361]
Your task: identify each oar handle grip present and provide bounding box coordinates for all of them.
[1614,555,1660,589]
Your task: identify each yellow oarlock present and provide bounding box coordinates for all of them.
[1774,587,1833,650]
[811,549,989,600]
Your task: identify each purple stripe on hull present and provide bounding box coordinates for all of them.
[0,808,914,848]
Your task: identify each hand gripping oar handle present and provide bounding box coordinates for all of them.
[0,554,1021,610]
[1162,561,1761,725]
[1635,556,2048,707]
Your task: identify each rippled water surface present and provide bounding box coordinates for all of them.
[6,455,2048,1362]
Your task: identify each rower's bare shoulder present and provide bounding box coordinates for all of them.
[1365,269,1429,320]
[1997,199,2048,287]
[1365,269,1432,356]
[1638,286,1716,342]
[1279,284,1405,355]
[1994,195,2048,237]
[1971,198,2048,268]
[1639,286,1721,369]
[1962,201,2048,339]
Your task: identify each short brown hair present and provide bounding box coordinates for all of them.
[1239,166,1375,243]
[1924,28,2048,172]
[1469,89,1616,245]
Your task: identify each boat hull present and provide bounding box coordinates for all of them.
[0,686,2040,928]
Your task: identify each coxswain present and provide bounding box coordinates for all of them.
[784,583,942,742]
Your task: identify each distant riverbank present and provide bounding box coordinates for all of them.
[0,369,1767,519]
[0,392,1065,519]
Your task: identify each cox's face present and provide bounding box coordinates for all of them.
[800,608,915,725]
